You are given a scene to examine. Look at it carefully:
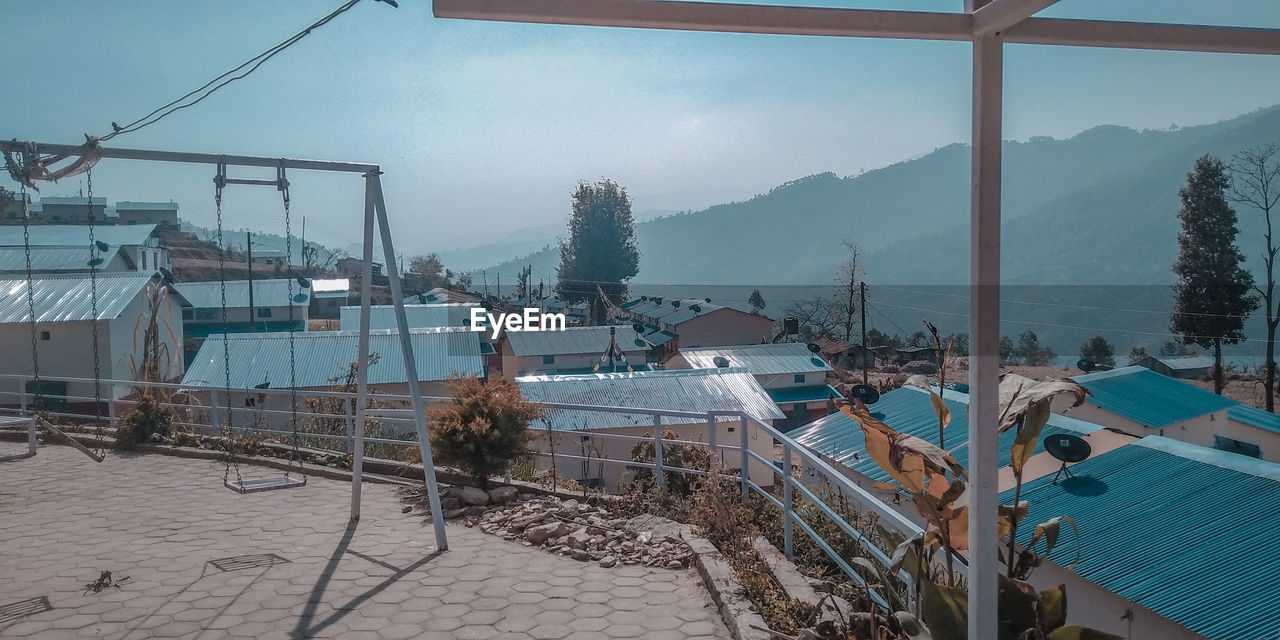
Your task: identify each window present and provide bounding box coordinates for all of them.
[1214,435,1262,458]
[257,307,272,318]
[195,309,219,321]
[182,309,193,320]
[141,252,147,269]
[543,355,555,365]
[794,374,805,384]
[40,331,50,341]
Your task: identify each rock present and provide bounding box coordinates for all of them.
[599,555,617,568]
[460,486,490,506]
[440,497,462,511]
[442,508,468,519]
[401,505,413,513]
[571,549,591,562]
[489,486,519,504]
[526,521,569,545]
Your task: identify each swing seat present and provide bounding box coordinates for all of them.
[225,475,306,494]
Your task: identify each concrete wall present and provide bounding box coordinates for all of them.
[529,418,776,491]
[1026,561,1204,640]
[1057,398,1280,463]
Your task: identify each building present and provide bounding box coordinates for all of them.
[811,337,877,370]
[670,342,842,430]
[309,278,350,320]
[1132,354,1213,379]
[339,303,478,332]
[634,298,773,348]
[1063,366,1280,463]
[30,196,109,224]
[501,325,653,377]
[0,224,169,275]
[516,368,784,490]
[405,286,485,306]
[249,249,287,269]
[0,273,189,411]
[181,327,485,434]
[115,201,179,229]
[175,279,310,363]
[1001,436,1280,640]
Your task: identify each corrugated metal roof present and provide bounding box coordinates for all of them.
[655,300,728,325]
[767,385,843,405]
[506,326,650,357]
[176,279,309,309]
[339,304,478,331]
[1226,404,1280,436]
[789,386,1101,483]
[0,273,184,324]
[182,327,484,389]
[311,278,349,293]
[680,342,833,375]
[517,368,785,431]
[1144,354,1216,370]
[115,201,179,211]
[0,246,124,272]
[1072,366,1235,429]
[1001,436,1280,640]
[0,224,157,248]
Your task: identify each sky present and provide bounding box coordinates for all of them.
[3,0,1280,258]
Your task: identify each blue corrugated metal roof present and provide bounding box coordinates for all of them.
[1226,404,1280,436]
[506,326,650,357]
[789,386,1101,483]
[1141,354,1215,371]
[1001,436,1280,640]
[177,279,308,310]
[680,342,833,375]
[0,273,184,324]
[1072,366,1235,429]
[339,303,477,331]
[0,224,157,248]
[182,327,484,389]
[517,368,785,431]
[767,385,843,405]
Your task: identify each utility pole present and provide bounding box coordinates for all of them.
[860,281,868,384]
[247,231,256,326]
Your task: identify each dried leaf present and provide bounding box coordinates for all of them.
[999,375,1087,432]
[895,611,933,640]
[1010,400,1052,476]
[1045,625,1124,640]
[998,501,1030,538]
[1031,516,1080,570]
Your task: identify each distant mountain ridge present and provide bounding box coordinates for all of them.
[478,104,1280,287]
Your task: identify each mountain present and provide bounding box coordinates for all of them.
[478,105,1280,289]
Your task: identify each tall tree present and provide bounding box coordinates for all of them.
[1015,330,1054,366]
[409,253,449,290]
[1229,144,1280,410]
[834,241,864,341]
[1078,335,1116,368]
[555,179,640,325]
[748,289,767,315]
[1172,155,1258,394]
[1127,344,1148,365]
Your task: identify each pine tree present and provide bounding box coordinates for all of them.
[1172,155,1258,394]
[748,289,767,315]
[555,179,640,325]
[1079,335,1116,368]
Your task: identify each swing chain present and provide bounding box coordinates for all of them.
[19,182,43,414]
[214,159,242,487]
[278,160,304,477]
[86,170,106,454]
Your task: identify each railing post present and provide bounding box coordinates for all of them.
[18,379,26,413]
[107,381,116,429]
[210,389,220,427]
[740,415,749,504]
[344,397,355,454]
[653,413,665,491]
[27,415,37,456]
[705,412,716,471]
[782,443,794,558]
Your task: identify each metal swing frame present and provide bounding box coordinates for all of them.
[0,138,450,551]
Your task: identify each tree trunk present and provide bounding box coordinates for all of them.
[1267,323,1277,412]
[1214,339,1224,395]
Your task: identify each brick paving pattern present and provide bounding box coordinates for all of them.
[0,446,730,639]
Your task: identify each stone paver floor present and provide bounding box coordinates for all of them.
[0,446,730,639]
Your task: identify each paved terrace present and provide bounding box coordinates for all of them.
[0,447,730,639]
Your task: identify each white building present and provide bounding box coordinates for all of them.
[339,303,478,332]
[0,273,188,411]
[624,297,774,348]
[670,342,841,430]
[517,368,784,490]
[0,224,169,275]
[500,325,653,377]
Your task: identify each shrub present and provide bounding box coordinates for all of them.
[115,396,174,450]
[427,375,541,489]
[901,360,938,375]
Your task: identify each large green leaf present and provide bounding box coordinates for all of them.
[921,579,968,640]
[1045,625,1124,640]
[998,575,1042,640]
[1040,585,1067,631]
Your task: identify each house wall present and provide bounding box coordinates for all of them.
[669,311,772,348]
[1025,561,1204,640]
[119,245,171,272]
[529,418,776,491]
[499,343,648,378]
[1058,399,1280,464]
[117,210,178,228]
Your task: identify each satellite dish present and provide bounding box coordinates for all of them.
[653,297,663,305]
[690,304,701,313]
[296,275,311,289]
[806,342,822,354]
[94,240,110,252]
[254,381,271,390]
[704,297,712,303]
[810,357,826,368]
[1045,433,1092,484]
[1077,359,1095,372]
[634,338,647,348]
[632,323,646,334]
[640,295,648,301]
[672,300,681,307]
[87,257,105,267]
[293,293,308,304]
[850,384,880,405]
[158,267,174,281]
[712,356,731,368]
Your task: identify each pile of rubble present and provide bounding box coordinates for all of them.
[478,496,694,569]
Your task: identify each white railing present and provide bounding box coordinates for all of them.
[0,372,929,607]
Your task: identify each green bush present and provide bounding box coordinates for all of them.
[115,396,174,450]
[427,375,540,488]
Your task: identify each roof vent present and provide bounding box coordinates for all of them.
[712,356,731,368]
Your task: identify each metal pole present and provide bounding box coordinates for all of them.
[782,443,794,558]
[344,397,355,454]
[0,140,380,174]
[371,173,449,552]
[652,414,664,490]
[860,281,868,384]
[740,416,749,503]
[705,412,716,471]
[968,27,1003,640]
[246,232,255,327]
[351,175,376,522]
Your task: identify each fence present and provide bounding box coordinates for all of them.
[0,372,935,607]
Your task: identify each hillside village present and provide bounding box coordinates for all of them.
[2,191,1280,639]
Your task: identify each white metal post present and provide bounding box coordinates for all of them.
[371,173,449,552]
[739,416,749,503]
[344,398,355,454]
[782,442,793,558]
[705,412,716,470]
[107,381,116,429]
[653,414,664,490]
[968,27,1003,640]
[351,174,377,522]
[18,379,25,413]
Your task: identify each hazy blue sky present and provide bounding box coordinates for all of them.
[4,1,1279,256]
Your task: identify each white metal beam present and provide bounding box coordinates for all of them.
[433,0,1280,55]
[973,0,1059,36]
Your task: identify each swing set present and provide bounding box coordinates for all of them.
[1,137,449,550]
